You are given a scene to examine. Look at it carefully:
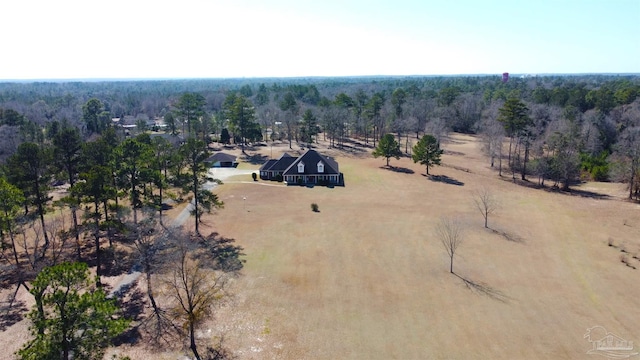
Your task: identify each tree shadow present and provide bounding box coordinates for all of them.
[121,289,145,321]
[442,164,472,173]
[99,247,136,277]
[424,174,464,186]
[193,232,246,273]
[331,143,368,157]
[547,186,612,200]
[112,286,145,344]
[160,202,174,211]
[379,166,415,174]
[205,336,239,360]
[444,150,465,156]
[506,178,612,200]
[137,309,183,349]
[241,153,270,165]
[453,273,511,303]
[246,142,268,150]
[0,266,37,290]
[0,296,27,331]
[488,228,525,244]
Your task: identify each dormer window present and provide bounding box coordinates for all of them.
[317,161,324,173]
[297,161,305,173]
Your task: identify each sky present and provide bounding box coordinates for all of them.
[1,0,638,80]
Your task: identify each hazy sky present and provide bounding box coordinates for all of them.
[1,0,638,79]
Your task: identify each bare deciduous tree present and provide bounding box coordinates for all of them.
[614,124,640,199]
[132,216,181,347]
[436,217,465,274]
[473,188,499,229]
[166,232,228,360]
[424,116,448,146]
[479,101,505,174]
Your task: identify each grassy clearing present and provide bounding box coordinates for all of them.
[192,135,640,359]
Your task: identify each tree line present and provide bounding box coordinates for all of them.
[2,75,639,196]
[0,93,249,359]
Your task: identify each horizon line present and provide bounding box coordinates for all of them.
[1,72,639,83]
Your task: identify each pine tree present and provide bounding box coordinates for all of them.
[18,262,129,360]
[412,134,443,175]
[372,133,402,167]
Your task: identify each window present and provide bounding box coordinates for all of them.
[317,161,324,173]
[297,161,305,173]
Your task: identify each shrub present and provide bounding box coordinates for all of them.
[311,203,319,212]
[275,174,283,182]
[580,151,609,181]
[591,165,609,182]
[251,172,257,181]
[297,177,303,185]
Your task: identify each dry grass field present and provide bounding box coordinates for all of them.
[3,134,640,360]
[196,134,640,359]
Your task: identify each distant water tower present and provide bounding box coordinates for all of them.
[502,72,509,82]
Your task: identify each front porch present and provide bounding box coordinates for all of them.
[284,174,341,185]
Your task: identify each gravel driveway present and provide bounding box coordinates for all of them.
[171,167,256,227]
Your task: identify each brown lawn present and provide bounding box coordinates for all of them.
[196,135,640,359]
[2,134,640,360]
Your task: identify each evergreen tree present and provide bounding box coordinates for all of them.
[164,112,178,135]
[373,133,402,167]
[82,98,110,135]
[220,128,231,144]
[52,124,83,259]
[175,92,206,138]
[279,92,298,149]
[255,83,270,106]
[179,138,224,234]
[151,136,173,226]
[0,176,27,290]
[224,93,258,153]
[300,109,319,144]
[412,134,443,175]
[75,135,118,283]
[17,262,129,360]
[365,93,384,146]
[114,136,154,225]
[497,98,532,178]
[7,142,52,256]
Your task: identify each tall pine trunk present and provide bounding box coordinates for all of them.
[94,202,102,287]
[521,136,530,181]
[193,164,200,234]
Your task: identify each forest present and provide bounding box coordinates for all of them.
[0,74,639,359]
[1,74,639,188]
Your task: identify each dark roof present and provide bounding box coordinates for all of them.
[262,152,295,172]
[282,149,340,176]
[270,156,297,171]
[259,159,278,171]
[260,152,295,171]
[324,155,339,173]
[206,152,237,163]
